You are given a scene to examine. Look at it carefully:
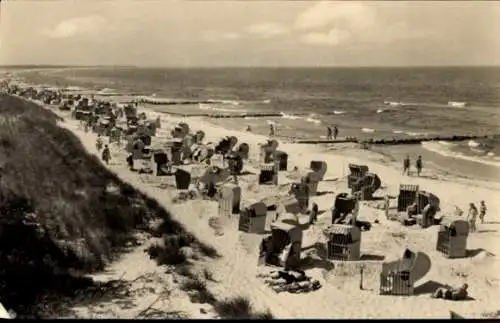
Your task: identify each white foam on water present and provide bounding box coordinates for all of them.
[467,140,480,148]
[306,114,322,125]
[422,141,500,168]
[361,128,375,133]
[280,112,301,120]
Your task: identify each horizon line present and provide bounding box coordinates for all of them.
[1,64,500,69]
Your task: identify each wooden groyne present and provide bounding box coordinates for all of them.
[158,112,310,118]
[294,134,500,145]
[293,138,358,144]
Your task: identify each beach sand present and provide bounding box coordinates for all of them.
[30,99,499,319]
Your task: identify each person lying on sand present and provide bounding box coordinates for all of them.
[273,280,322,294]
[431,283,468,301]
[262,270,309,285]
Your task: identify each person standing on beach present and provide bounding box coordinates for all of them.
[479,200,487,224]
[403,155,411,175]
[96,135,104,152]
[101,144,111,165]
[416,155,423,176]
[333,125,339,140]
[467,203,478,233]
[126,153,134,170]
[269,123,275,137]
[326,126,333,140]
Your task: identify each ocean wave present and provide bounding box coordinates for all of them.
[383,100,415,107]
[422,141,500,167]
[333,110,345,115]
[198,103,246,113]
[280,112,301,120]
[207,99,240,106]
[392,130,403,134]
[448,101,467,108]
[99,88,116,93]
[64,86,85,91]
[362,128,375,133]
[467,140,480,148]
[306,116,322,125]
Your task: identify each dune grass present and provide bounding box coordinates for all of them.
[177,272,274,319]
[0,94,217,318]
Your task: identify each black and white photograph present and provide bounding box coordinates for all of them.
[0,0,499,319]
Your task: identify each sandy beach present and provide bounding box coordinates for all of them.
[3,0,500,318]
[24,94,497,319]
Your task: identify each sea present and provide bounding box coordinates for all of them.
[9,66,500,182]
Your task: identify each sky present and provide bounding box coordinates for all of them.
[1,0,500,67]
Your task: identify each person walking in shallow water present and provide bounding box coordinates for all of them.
[333,125,339,140]
[416,155,423,176]
[403,155,411,175]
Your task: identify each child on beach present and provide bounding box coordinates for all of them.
[416,155,423,176]
[467,203,478,233]
[101,144,111,165]
[96,134,103,152]
[403,155,411,175]
[479,200,487,224]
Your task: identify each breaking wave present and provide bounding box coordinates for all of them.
[421,141,500,167]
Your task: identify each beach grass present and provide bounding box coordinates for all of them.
[0,94,217,318]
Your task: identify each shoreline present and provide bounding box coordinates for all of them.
[3,80,500,318]
[203,116,500,186]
